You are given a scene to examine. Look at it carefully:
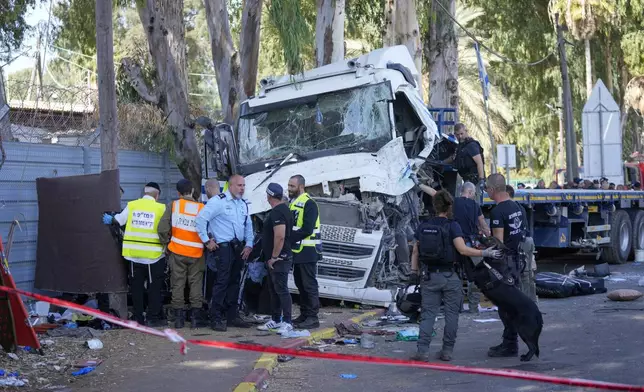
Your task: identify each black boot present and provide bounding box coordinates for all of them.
[295,316,320,329]
[190,308,200,329]
[211,320,227,332]
[488,340,518,357]
[292,314,307,324]
[174,309,185,329]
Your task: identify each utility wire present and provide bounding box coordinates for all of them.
[432,0,555,67]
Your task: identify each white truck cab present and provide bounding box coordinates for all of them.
[203,46,449,306]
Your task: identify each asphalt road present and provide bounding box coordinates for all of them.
[266,258,644,392]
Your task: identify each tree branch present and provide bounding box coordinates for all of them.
[120,57,160,105]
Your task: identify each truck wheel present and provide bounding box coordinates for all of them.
[628,210,644,260]
[600,210,632,264]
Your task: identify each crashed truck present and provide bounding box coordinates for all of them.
[200,46,459,307]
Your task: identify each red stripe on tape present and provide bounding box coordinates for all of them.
[1,285,643,391]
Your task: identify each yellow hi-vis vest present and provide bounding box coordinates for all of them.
[122,198,166,260]
[290,193,321,254]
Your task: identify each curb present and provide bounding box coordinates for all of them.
[233,309,385,392]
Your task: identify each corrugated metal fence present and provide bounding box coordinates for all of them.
[0,141,183,292]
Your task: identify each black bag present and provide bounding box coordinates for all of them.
[418,220,452,267]
[535,272,607,298]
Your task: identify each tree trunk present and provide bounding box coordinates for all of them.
[203,0,244,126]
[383,0,396,47]
[128,0,202,194]
[584,38,593,98]
[240,0,264,98]
[394,0,422,96]
[425,0,458,109]
[96,0,126,320]
[96,0,119,172]
[315,0,346,66]
[604,33,613,94]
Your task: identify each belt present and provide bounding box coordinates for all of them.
[218,242,230,247]
[426,267,454,274]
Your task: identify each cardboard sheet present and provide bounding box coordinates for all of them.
[34,169,127,293]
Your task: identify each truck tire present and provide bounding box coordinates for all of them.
[628,210,644,260]
[600,210,632,264]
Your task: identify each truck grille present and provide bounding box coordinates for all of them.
[322,242,374,258]
[317,265,366,282]
[321,225,357,243]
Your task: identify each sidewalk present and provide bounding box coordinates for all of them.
[59,307,375,392]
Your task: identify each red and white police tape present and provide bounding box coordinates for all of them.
[1,284,643,392]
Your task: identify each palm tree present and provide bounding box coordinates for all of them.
[454,3,514,165]
[548,0,615,98]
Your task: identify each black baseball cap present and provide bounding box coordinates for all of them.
[145,182,161,192]
[266,183,283,199]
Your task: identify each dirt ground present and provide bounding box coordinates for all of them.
[0,305,369,392]
[265,258,644,392]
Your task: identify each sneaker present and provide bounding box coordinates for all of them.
[257,320,281,331]
[276,323,294,335]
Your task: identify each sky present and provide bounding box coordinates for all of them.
[5,0,55,75]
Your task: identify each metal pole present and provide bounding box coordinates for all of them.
[485,99,496,174]
[556,13,579,181]
[504,146,510,185]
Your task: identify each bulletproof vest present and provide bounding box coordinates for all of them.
[455,139,484,182]
[418,219,453,267]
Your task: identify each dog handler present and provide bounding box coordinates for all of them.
[410,191,501,362]
[485,173,530,357]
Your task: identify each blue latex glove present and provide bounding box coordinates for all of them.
[102,213,113,225]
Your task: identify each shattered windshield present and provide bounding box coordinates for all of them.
[238,83,393,164]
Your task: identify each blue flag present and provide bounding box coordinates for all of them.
[474,42,490,100]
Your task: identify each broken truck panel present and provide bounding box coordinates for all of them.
[203,46,440,306]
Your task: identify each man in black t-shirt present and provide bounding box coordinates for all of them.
[257,183,294,335]
[486,174,529,358]
[443,123,486,187]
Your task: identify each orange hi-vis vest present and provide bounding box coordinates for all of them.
[168,198,205,258]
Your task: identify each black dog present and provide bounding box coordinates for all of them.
[482,282,543,361]
[469,236,543,362]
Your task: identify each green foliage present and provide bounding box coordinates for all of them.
[268,0,312,75]
[0,0,38,62]
[621,31,644,76]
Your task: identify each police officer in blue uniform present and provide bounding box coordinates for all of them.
[196,174,255,331]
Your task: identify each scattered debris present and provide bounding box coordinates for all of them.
[7,353,19,360]
[335,322,362,336]
[74,359,103,368]
[0,376,28,387]
[277,355,294,363]
[638,278,644,287]
[71,366,95,377]
[40,340,55,346]
[86,339,103,350]
[281,330,311,338]
[340,374,358,379]
[396,327,419,341]
[360,333,375,349]
[473,318,501,323]
[336,339,358,345]
[607,289,644,302]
